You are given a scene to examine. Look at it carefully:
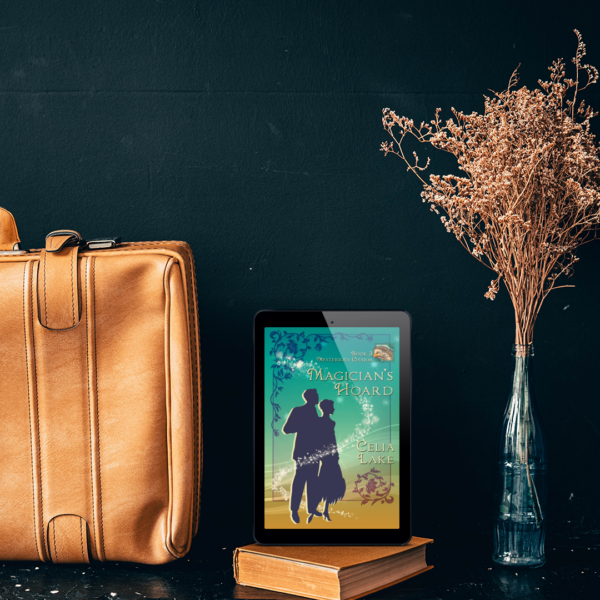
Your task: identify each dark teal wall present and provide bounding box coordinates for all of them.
[2,0,599,546]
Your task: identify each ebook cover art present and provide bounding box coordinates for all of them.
[264,327,400,529]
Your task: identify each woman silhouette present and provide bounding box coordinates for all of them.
[313,399,346,522]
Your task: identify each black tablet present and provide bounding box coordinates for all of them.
[254,310,411,545]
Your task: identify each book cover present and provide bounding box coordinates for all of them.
[264,327,401,529]
[234,538,433,600]
[235,537,432,570]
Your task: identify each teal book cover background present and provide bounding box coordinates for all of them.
[264,327,400,529]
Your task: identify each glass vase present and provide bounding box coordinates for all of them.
[492,344,548,567]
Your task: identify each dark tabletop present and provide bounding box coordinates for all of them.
[0,530,598,600]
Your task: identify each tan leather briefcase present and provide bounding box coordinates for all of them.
[0,207,201,564]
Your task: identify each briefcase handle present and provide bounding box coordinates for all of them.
[0,206,22,252]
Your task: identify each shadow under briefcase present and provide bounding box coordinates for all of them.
[0,207,201,564]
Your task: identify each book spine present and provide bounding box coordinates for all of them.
[233,549,241,583]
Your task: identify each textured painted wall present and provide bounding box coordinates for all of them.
[1,0,599,546]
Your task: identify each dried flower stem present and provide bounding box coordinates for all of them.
[382,30,600,345]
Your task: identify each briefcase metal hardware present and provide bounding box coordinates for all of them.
[45,230,83,250]
[0,242,25,254]
[86,237,122,250]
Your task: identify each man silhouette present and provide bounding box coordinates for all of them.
[282,388,324,524]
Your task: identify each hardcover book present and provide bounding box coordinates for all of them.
[233,537,433,600]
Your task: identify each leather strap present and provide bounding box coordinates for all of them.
[0,206,21,251]
[38,231,82,330]
[47,516,91,564]
[46,231,81,253]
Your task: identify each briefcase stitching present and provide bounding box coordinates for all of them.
[24,262,43,563]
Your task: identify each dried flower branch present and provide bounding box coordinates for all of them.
[382,30,600,345]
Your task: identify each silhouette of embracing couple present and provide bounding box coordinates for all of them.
[282,389,346,524]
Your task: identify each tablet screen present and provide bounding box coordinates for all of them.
[264,326,400,530]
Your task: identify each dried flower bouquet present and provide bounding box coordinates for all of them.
[381,30,600,347]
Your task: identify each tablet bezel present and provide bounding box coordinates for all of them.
[254,310,412,545]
